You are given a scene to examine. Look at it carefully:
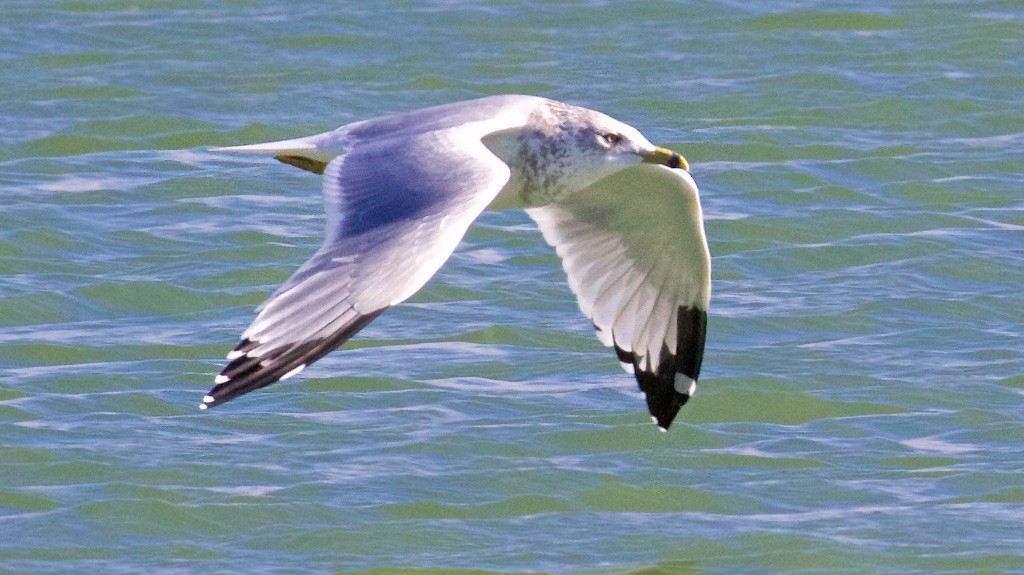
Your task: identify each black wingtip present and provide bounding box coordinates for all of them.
[617,306,707,430]
[638,371,694,431]
[200,310,385,411]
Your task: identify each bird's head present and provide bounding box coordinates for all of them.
[517,103,689,200]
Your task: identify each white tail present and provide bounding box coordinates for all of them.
[212,134,324,155]
[211,131,345,175]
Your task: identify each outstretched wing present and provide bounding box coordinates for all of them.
[527,164,711,430]
[203,121,514,408]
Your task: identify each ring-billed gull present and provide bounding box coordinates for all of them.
[203,95,710,430]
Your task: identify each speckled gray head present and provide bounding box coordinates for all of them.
[508,99,685,206]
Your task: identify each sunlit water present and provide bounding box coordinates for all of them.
[2,1,1022,573]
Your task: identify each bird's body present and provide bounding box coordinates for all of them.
[204,95,710,430]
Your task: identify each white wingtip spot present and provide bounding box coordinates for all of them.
[674,374,697,397]
[650,416,658,424]
[226,350,244,360]
[203,395,216,404]
[658,426,668,433]
[214,375,230,384]
[280,364,306,381]
[199,403,208,410]
[618,361,635,375]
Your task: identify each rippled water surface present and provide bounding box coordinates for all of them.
[2,1,1023,573]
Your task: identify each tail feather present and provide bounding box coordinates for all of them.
[211,132,339,174]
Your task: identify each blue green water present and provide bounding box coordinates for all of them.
[2,1,1023,573]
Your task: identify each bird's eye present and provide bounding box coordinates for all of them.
[602,133,622,146]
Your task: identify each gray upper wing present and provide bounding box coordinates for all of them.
[204,120,516,407]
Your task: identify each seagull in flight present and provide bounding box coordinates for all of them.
[203,95,710,430]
